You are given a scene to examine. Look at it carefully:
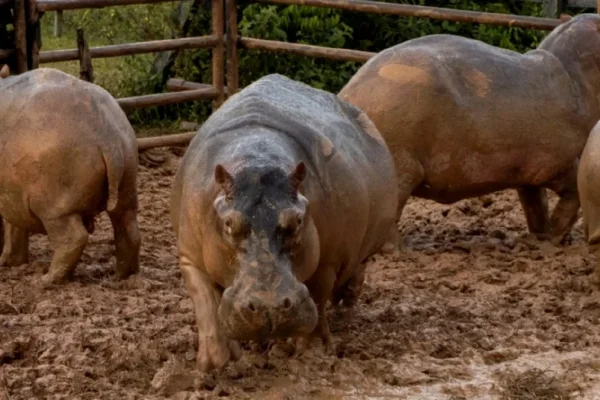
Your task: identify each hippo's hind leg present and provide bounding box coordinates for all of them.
[387,154,425,252]
[107,201,141,279]
[180,257,241,372]
[41,214,89,285]
[546,161,581,245]
[332,262,366,308]
[0,220,29,266]
[517,186,549,235]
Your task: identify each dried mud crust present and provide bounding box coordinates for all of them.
[2,148,600,399]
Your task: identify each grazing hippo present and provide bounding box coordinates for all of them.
[578,120,600,277]
[170,73,398,371]
[339,13,600,245]
[0,67,140,284]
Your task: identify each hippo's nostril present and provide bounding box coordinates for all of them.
[282,297,292,310]
[247,301,257,313]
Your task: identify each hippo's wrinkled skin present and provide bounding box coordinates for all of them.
[0,67,141,284]
[170,74,398,372]
[339,14,600,245]
[578,121,600,279]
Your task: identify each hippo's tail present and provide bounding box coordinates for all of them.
[101,146,125,213]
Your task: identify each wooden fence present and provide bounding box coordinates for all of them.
[0,0,596,149]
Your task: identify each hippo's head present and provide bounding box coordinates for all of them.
[214,161,318,341]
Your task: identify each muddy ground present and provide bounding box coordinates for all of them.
[2,147,600,399]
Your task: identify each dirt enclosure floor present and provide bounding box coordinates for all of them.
[3,147,600,399]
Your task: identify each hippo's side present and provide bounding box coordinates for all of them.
[339,14,600,245]
[170,73,398,372]
[578,121,600,278]
[0,67,141,284]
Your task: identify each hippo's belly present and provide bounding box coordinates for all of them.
[412,146,577,204]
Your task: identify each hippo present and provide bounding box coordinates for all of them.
[339,13,600,246]
[0,67,140,284]
[170,73,398,372]
[578,120,600,278]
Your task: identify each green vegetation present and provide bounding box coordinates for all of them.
[38,0,580,130]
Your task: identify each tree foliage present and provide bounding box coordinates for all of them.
[56,0,553,125]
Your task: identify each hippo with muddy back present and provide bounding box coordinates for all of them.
[170,73,398,371]
[0,66,140,284]
[339,13,600,245]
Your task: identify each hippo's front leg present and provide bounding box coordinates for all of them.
[179,256,241,372]
[0,220,29,266]
[294,265,336,355]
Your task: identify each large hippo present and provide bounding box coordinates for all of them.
[339,14,600,245]
[578,120,600,277]
[0,67,140,284]
[170,73,398,371]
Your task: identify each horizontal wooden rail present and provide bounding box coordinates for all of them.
[36,0,177,11]
[240,37,375,62]
[137,131,196,150]
[40,35,219,63]
[254,0,561,30]
[167,78,208,92]
[166,77,231,94]
[117,86,219,110]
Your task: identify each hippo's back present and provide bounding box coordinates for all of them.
[182,74,398,262]
[190,74,393,181]
[339,34,582,202]
[0,68,135,148]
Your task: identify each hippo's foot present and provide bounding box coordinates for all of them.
[41,269,73,287]
[0,252,28,267]
[196,335,241,372]
[0,222,29,267]
[292,315,334,357]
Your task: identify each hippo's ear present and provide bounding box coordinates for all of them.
[215,164,234,197]
[289,161,306,192]
[0,64,9,79]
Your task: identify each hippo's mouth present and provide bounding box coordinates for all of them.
[218,294,318,342]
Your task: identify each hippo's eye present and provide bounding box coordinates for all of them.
[297,216,303,226]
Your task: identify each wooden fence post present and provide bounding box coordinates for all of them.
[543,0,565,18]
[226,0,238,96]
[14,0,27,73]
[28,0,42,69]
[77,28,94,82]
[212,0,225,109]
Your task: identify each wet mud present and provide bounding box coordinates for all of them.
[2,148,600,399]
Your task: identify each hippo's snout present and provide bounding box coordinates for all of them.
[218,279,318,341]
